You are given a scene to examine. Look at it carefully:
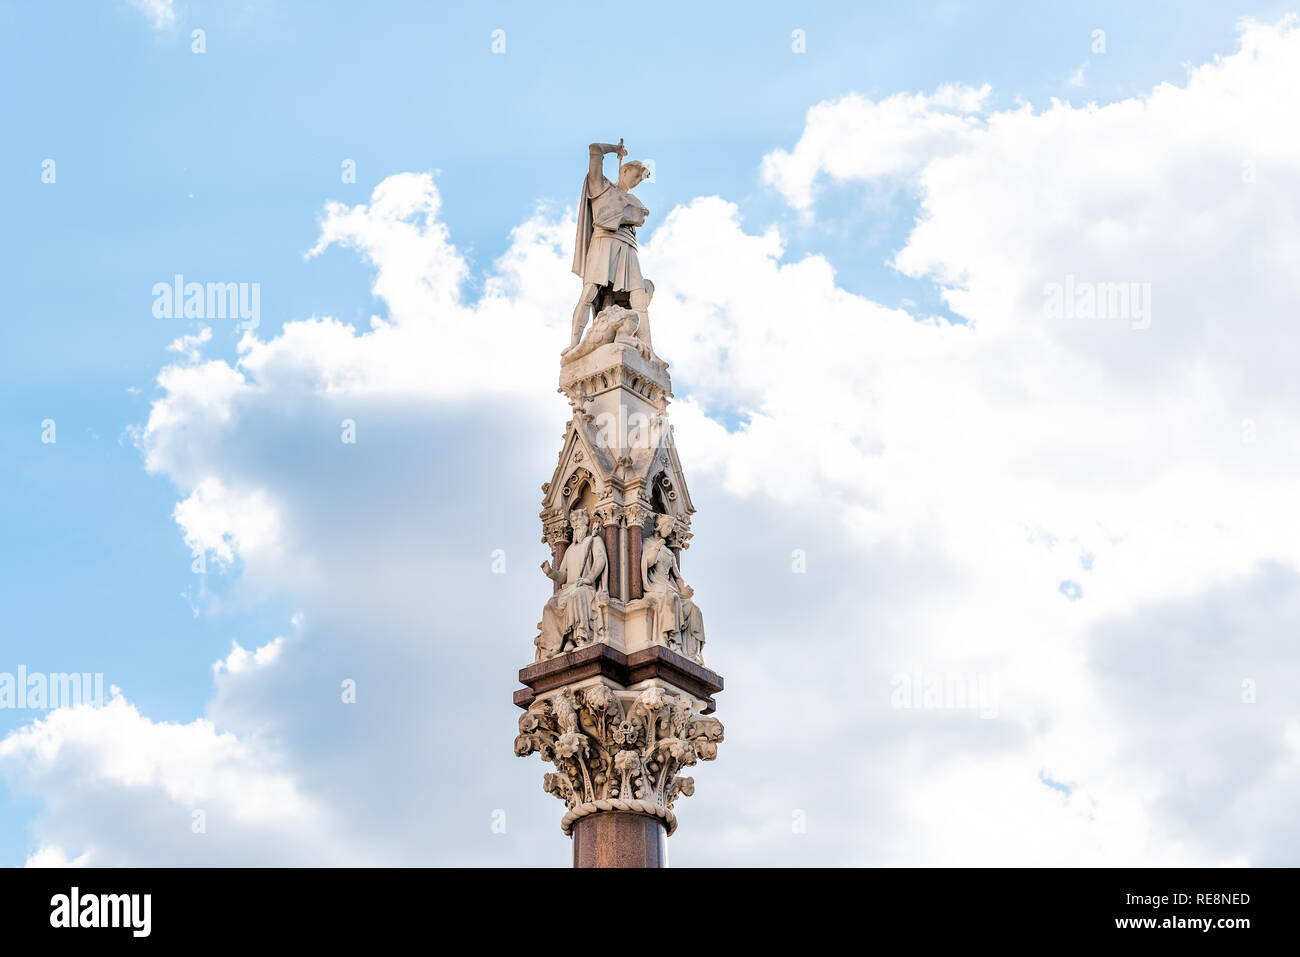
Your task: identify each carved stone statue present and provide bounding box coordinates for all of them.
[569,139,655,357]
[641,514,706,664]
[536,508,609,660]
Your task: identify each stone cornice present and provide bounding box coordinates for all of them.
[515,643,723,714]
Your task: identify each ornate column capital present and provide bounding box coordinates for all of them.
[514,683,724,835]
[592,502,623,529]
[541,508,571,548]
[621,502,654,529]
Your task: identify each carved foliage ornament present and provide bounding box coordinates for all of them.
[514,685,724,834]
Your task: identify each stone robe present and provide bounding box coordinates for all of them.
[641,534,706,663]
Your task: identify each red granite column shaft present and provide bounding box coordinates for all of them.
[604,523,621,600]
[572,813,666,868]
[627,523,644,600]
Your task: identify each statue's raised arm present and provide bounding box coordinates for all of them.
[568,138,656,359]
[587,140,626,191]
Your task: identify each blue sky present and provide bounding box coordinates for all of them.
[2,0,1298,866]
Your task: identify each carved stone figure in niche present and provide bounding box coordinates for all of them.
[641,514,706,664]
[536,508,609,660]
[569,139,655,357]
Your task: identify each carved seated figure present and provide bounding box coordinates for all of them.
[536,509,609,661]
[640,514,706,664]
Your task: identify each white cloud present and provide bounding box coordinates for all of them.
[213,636,285,676]
[761,82,991,209]
[166,326,212,363]
[127,0,175,30]
[173,477,282,570]
[0,696,360,866]
[25,846,89,868]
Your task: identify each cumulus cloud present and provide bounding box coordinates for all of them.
[0,696,360,866]
[25,846,89,868]
[166,326,212,363]
[4,18,1300,865]
[739,15,1300,862]
[761,82,991,209]
[174,477,282,570]
[213,635,286,677]
[126,0,175,30]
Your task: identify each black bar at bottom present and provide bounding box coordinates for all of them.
[0,866,1287,943]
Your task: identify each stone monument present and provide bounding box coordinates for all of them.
[514,140,725,868]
